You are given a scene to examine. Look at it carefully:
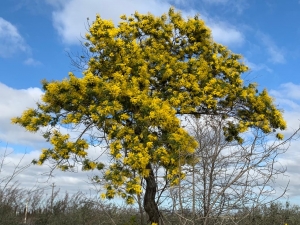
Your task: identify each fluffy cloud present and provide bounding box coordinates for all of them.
[269,83,300,142]
[276,83,300,100]
[270,83,300,112]
[46,0,244,48]
[0,82,44,147]
[206,20,244,46]
[0,17,29,58]
[267,82,300,201]
[0,82,109,195]
[0,148,97,196]
[274,138,300,201]
[49,0,172,45]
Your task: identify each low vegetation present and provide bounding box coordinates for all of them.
[1,185,300,225]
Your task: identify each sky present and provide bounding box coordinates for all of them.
[1,0,300,205]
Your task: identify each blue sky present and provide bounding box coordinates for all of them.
[1,0,300,203]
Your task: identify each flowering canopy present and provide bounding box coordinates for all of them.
[12,8,286,205]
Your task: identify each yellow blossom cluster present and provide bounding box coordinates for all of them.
[34,130,89,169]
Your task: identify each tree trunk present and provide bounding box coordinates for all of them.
[143,163,160,224]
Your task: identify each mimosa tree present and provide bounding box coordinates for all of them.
[12,8,286,224]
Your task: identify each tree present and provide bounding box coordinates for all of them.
[12,8,286,224]
[166,115,298,225]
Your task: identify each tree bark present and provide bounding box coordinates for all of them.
[143,163,160,224]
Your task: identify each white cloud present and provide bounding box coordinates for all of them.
[266,83,300,200]
[0,148,98,196]
[47,0,244,48]
[277,83,300,100]
[269,82,300,130]
[272,122,300,201]
[258,32,285,64]
[49,0,172,45]
[207,20,244,46]
[0,82,45,147]
[23,57,42,66]
[275,138,300,200]
[0,17,29,58]
[0,82,110,197]
[0,81,111,159]
[270,83,300,111]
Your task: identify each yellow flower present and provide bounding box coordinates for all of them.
[100,193,106,199]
